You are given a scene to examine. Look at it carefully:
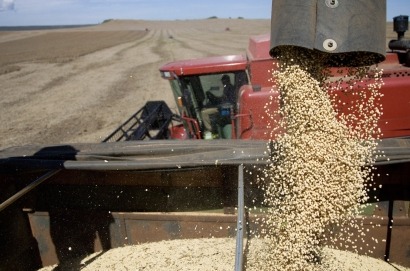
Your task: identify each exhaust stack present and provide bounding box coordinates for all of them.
[388,15,410,66]
[269,0,386,67]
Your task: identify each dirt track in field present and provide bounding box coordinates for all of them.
[0,19,395,149]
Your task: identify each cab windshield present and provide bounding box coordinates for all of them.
[171,71,248,119]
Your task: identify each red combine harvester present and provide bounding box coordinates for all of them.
[158,33,410,140]
[105,20,410,142]
[1,2,410,270]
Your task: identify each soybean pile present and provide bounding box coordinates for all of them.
[250,50,384,271]
[39,238,409,271]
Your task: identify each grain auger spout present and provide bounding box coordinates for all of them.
[269,0,386,67]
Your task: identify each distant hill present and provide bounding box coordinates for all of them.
[0,24,96,31]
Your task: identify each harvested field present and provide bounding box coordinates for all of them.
[0,31,146,69]
[0,19,271,149]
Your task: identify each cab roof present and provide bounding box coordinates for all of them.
[246,33,271,60]
[159,54,248,76]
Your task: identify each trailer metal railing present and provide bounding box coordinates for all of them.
[235,164,245,271]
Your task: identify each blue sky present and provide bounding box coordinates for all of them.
[0,0,409,26]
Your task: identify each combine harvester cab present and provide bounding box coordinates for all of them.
[159,35,281,140]
[160,55,251,140]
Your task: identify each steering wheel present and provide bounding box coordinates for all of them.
[206,92,219,106]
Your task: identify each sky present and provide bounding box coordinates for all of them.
[0,0,409,26]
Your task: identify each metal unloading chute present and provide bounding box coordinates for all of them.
[270,0,386,67]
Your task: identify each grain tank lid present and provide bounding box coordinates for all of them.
[0,140,271,172]
[270,0,386,67]
[373,137,410,165]
[1,138,410,172]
